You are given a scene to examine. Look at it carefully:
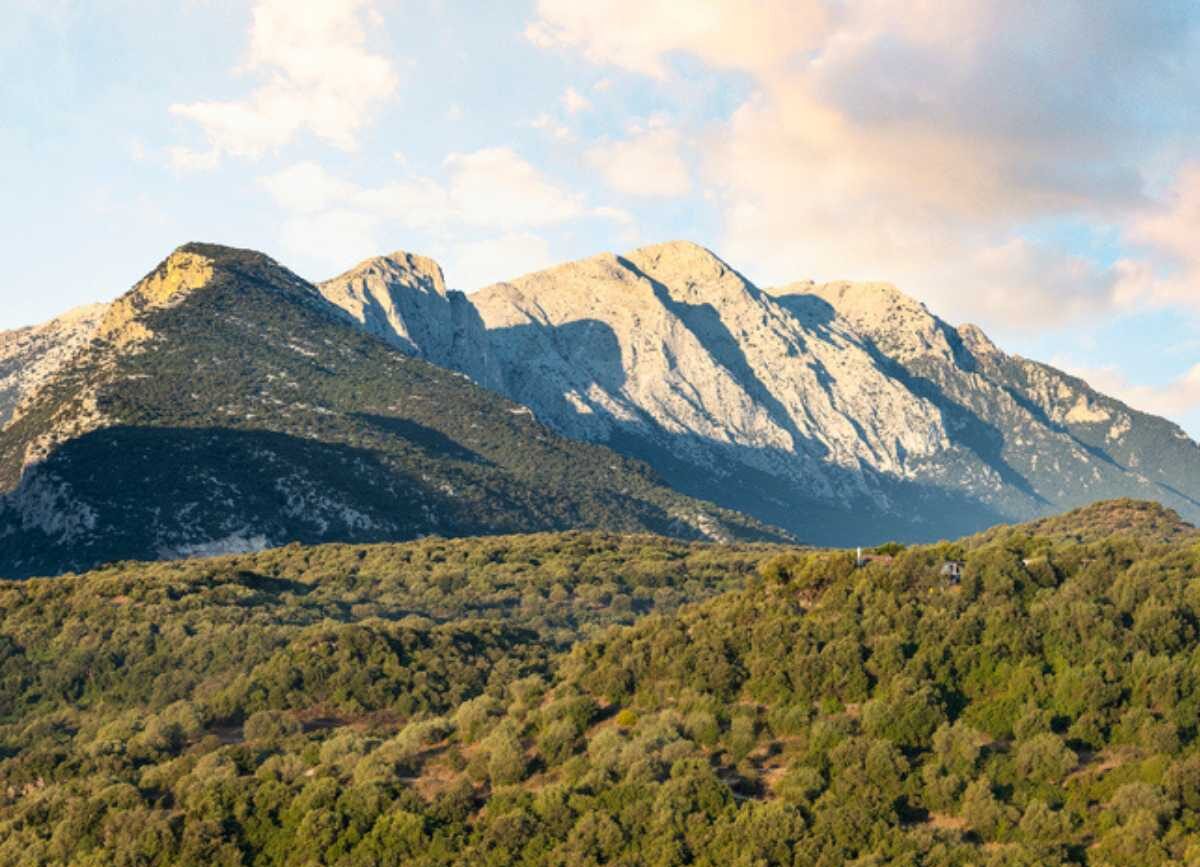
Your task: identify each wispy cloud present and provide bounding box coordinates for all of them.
[1056,358,1200,437]
[562,86,590,115]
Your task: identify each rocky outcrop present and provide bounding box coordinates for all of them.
[470,242,949,498]
[0,303,107,429]
[96,249,215,348]
[318,253,502,391]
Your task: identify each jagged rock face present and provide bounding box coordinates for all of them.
[0,242,779,578]
[466,243,989,540]
[0,303,107,429]
[471,243,949,497]
[327,240,1200,543]
[318,253,502,391]
[795,278,1200,536]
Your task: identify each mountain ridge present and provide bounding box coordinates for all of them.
[6,238,1198,559]
[0,242,782,578]
[319,239,1200,543]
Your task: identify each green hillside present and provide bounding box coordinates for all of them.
[2,503,1200,864]
[0,243,781,578]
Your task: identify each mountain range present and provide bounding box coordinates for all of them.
[0,243,772,578]
[317,240,1200,543]
[2,238,1198,576]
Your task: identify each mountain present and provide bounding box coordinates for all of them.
[321,240,1200,544]
[0,302,106,427]
[317,252,503,391]
[0,243,780,578]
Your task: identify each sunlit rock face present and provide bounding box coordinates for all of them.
[319,252,503,392]
[325,240,1200,543]
[0,303,107,429]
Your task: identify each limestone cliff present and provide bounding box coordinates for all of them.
[0,303,107,429]
[318,252,502,391]
[318,239,1200,542]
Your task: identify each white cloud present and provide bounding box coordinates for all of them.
[562,86,590,114]
[278,209,381,272]
[260,148,588,235]
[258,149,629,285]
[531,113,574,142]
[585,128,691,198]
[526,0,827,77]
[169,0,398,168]
[167,145,220,173]
[258,161,358,214]
[1122,163,1200,308]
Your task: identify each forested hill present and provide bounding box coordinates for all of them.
[0,243,780,579]
[965,497,1200,548]
[3,502,1200,863]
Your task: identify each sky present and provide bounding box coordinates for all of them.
[2,0,1199,437]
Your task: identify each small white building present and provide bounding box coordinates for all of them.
[940,561,964,583]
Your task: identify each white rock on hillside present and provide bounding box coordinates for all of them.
[0,302,108,429]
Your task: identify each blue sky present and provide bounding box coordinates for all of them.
[3,0,1199,436]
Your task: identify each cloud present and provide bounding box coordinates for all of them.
[257,161,359,214]
[169,0,398,168]
[445,148,585,226]
[531,113,574,142]
[447,233,555,290]
[278,208,382,272]
[1122,163,1200,308]
[526,0,828,77]
[259,149,590,233]
[529,0,1200,328]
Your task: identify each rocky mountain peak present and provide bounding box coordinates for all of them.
[623,239,728,277]
[334,251,448,297]
[93,243,320,351]
[620,240,758,305]
[958,322,1001,359]
[96,248,215,348]
[810,279,930,326]
[318,249,502,390]
[808,280,955,363]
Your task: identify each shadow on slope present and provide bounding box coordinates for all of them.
[0,425,448,579]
